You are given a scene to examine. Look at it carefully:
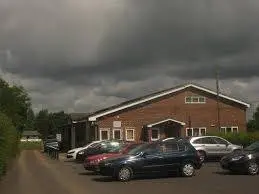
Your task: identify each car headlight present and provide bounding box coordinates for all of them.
[231,156,244,161]
[247,154,254,159]
[78,151,84,155]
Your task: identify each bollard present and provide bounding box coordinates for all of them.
[45,145,59,160]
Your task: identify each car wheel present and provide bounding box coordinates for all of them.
[233,149,241,154]
[181,162,195,177]
[117,166,132,182]
[198,151,206,163]
[247,163,258,175]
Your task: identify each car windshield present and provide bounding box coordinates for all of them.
[106,143,126,153]
[244,141,259,151]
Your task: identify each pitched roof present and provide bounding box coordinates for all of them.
[69,113,91,121]
[88,83,250,121]
[22,130,40,136]
[147,118,186,127]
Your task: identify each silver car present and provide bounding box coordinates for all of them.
[189,136,242,162]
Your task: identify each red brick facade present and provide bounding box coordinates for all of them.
[93,87,248,142]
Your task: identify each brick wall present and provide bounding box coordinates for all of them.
[96,87,247,141]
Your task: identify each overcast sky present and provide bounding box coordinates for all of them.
[0,0,259,115]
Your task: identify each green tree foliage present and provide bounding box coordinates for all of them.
[24,108,35,131]
[34,110,69,139]
[34,109,50,139]
[208,131,259,147]
[247,106,259,132]
[0,112,19,177]
[0,78,32,178]
[0,79,31,132]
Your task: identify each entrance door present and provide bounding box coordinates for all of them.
[164,124,181,138]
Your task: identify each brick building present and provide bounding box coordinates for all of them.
[87,83,250,142]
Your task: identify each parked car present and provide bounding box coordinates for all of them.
[98,138,202,181]
[220,141,259,175]
[84,142,143,172]
[66,140,101,159]
[43,138,60,152]
[75,140,124,162]
[189,136,242,162]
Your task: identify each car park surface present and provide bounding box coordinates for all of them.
[1,150,259,194]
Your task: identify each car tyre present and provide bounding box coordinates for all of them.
[198,150,206,163]
[181,162,195,177]
[117,166,132,182]
[233,149,241,154]
[247,162,258,175]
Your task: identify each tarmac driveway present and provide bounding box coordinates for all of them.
[1,151,258,194]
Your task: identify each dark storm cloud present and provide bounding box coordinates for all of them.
[1,0,259,85]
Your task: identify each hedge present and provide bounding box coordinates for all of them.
[0,112,19,178]
[208,131,259,147]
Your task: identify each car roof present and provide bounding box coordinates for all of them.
[188,136,227,141]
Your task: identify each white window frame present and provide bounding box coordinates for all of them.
[220,126,239,134]
[125,128,135,141]
[186,127,207,137]
[99,128,110,140]
[185,96,206,104]
[113,128,122,140]
[151,128,160,141]
[232,126,239,133]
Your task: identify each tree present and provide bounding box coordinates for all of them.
[34,110,69,138]
[48,111,69,134]
[24,108,35,131]
[34,109,50,139]
[0,79,31,132]
[0,112,18,177]
[247,106,259,132]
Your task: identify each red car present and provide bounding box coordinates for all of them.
[84,142,142,172]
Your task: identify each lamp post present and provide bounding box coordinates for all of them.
[216,64,221,132]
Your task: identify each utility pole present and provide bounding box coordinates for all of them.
[216,64,221,132]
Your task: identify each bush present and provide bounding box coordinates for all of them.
[0,112,19,178]
[208,131,259,147]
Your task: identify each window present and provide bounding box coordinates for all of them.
[151,128,160,141]
[185,96,206,104]
[213,137,229,145]
[220,127,226,133]
[193,128,199,136]
[186,127,207,137]
[125,128,135,141]
[200,128,206,136]
[162,142,179,153]
[185,97,192,103]
[220,126,239,134]
[193,138,203,144]
[145,144,162,155]
[232,127,238,134]
[113,129,122,140]
[99,128,110,140]
[199,97,205,103]
[192,97,199,103]
[226,127,232,133]
[186,128,193,137]
[202,137,216,144]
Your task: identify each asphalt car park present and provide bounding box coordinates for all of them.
[1,151,258,194]
[61,156,258,194]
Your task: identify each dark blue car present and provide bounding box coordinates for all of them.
[98,138,202,181]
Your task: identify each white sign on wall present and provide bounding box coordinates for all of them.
[113,121,121,128]
[56,134,62,142]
